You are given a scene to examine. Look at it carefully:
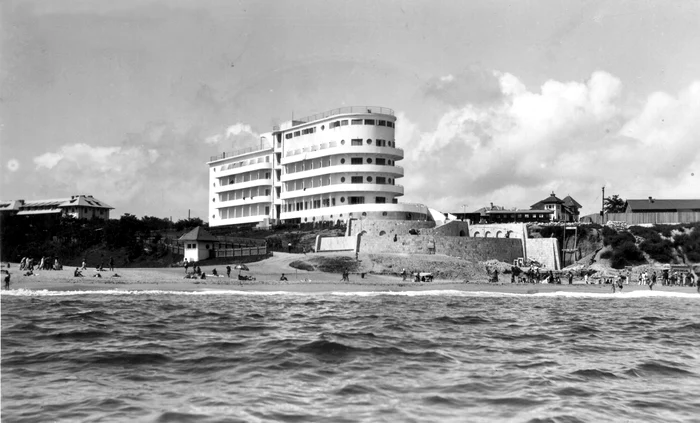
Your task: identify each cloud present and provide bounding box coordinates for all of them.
[423,67,504,107]
[400,71,700,215]
[205,123,259,145]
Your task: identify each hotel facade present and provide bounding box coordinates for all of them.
[208,106,429,228]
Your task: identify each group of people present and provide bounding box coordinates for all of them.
[19,256,63,272]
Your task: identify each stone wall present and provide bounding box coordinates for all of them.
[359,234,522,263]
[468,223,527,239]
[317,236,354,252]
[348,219,436,237]
[525,238,561,269]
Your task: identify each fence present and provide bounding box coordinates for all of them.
[581,211,700,225]
[213,246,267,258]
[166,243,267,258]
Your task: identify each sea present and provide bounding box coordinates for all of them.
[2,289,700,423]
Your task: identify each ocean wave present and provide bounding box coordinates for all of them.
[2,287,699,299]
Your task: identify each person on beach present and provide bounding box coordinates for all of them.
[226,266,231,278]
[81,258,87,270]
[184,261,189,273]
[302,246,306,255]
[212,268,218,277]
[280,273,288,281]
[401,268,407,281]
[612,280,616,293]
[109,257,114,271]
[617,276,624,291]
[651,271,657,288]
[288,242,292,253]
[74,268,83,277]
[3,270,10,290]
[568,272,573,285]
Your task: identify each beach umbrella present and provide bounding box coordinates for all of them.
[234,264,249,274]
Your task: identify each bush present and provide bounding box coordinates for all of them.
[629,226,662,242]
[640,239,675,263]
[604,230,636,249]
[600,250,613,259]
[610,241,645,269]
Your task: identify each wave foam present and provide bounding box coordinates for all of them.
[2,288,698,299]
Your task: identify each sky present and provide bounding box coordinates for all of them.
[1,0,699,221]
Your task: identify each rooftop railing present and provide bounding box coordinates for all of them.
[210,141,272,162]
[288,106,394,127]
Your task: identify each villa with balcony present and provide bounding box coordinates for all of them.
[207,106,430,228]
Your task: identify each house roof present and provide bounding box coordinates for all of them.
[178,226,219,242]
[562,195,582,209]
[57,195,113,209]
[530,192,565,209]
[626,199,700,212]
[485,209,553,215]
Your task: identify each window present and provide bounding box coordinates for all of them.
[351,139,362,146]
[375,158,386,165]
[376,139,386,147]
[364,119,375,125]
[322,199,330,207]
[265,189,270,196]
[340,158,346,164]
[366,139,372,145]
[340,197,345,203]
[341,120,348,126]
[367,158,372,164]
[387,122,394,128]
[376,177,386,184]
[376,197,386,203]
[285,133,293,139]
[313,200,320,209]
[351,119,362,125]
[351,176,362,184]
[351,158,363,165]
[321,125,325,130]
[293,131,300,137]
[349,196,365,205]
[332,198,336,206]
[377,120,386,126]
[367,176,373,182]
[265,172,270,179]
[341,140,345,145]
[341,177,346,182]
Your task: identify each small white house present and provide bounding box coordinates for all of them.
[178,226,219,262]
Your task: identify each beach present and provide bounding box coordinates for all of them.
[4,258,697,295]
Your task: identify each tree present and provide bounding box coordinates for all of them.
[604,195,626,214]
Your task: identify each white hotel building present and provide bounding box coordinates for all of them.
[208,106,430,228]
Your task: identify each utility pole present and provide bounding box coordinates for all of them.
[601,186,605,222]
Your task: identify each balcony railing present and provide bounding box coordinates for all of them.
[216,157,272,172]
[210,141,272,162]
[289,106,395,126]
[284,143,403,159]
[284,181,403,193]
[284,164,403,175]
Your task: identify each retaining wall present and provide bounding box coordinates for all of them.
[348,219,470,237]
[359,234,522,263]
[525,238,560,269]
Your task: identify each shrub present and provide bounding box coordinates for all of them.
[610,241,645,269]
[600,250,613,259]
[604,231,636,249]
[628,226,662,242]
[639,239,675,263]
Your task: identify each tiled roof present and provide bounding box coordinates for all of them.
[626,199,700,211]
[178,226,219,242]
[58,195,113,209]
[531,192,564,209]
[563,195,582,209]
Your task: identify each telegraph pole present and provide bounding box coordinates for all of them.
[601,186,605,221]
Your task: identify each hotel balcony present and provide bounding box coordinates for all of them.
[280,143,403,165]
[213,177,272,193]
[281,164,404,182]
[279,182,403,200]
[213,195,272,208]
[280,202,427,221]
[216,161,273,178]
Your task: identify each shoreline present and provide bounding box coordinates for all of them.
[2,265,698,294]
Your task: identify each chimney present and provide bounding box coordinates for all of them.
[490,202,494,210]
[648,196,654,203]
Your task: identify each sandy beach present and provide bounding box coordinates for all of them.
[3,256,697,295]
